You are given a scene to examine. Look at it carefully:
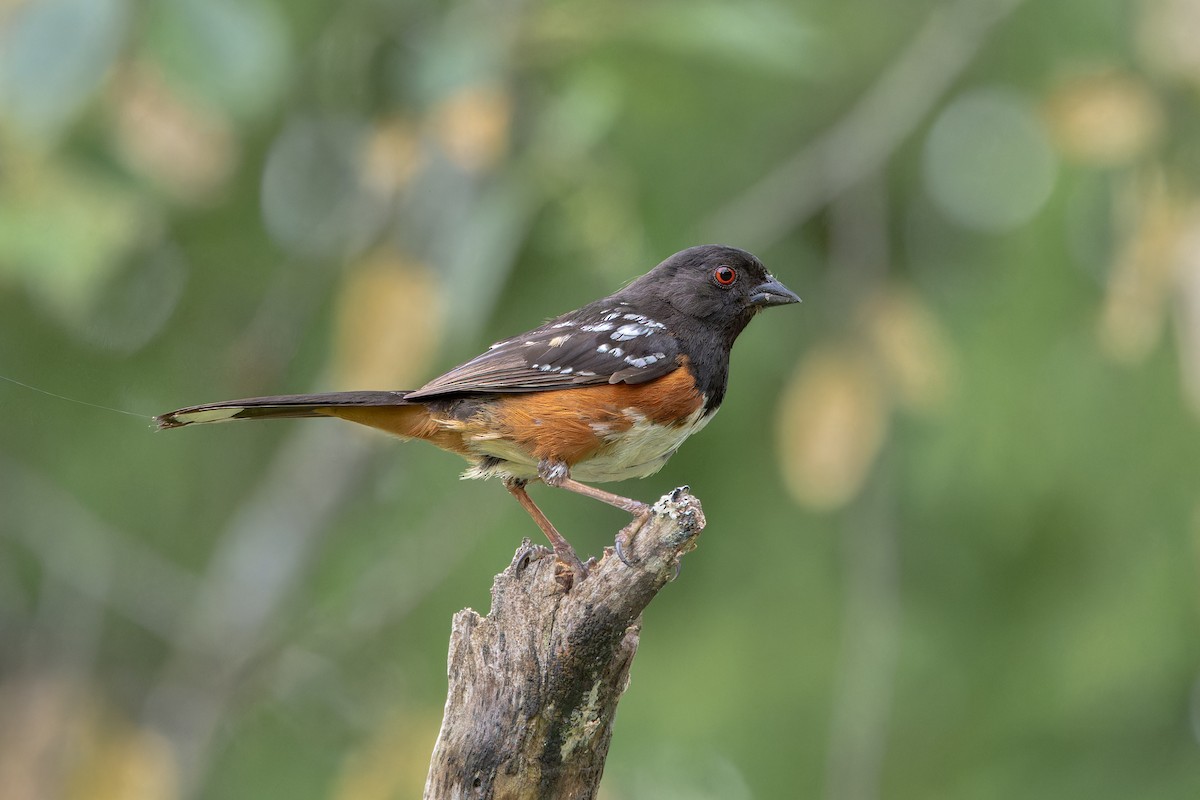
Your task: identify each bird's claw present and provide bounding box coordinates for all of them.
[514,541,550,573]
[613,510,651,567]
[614,536,632,567]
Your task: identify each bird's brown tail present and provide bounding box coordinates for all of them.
[155,391,414,430]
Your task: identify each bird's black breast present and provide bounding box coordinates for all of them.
[666,320,730,414]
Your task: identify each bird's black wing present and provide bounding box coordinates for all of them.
[405,302,681,399]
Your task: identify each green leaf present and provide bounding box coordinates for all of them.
[0,0,128,141]
[0,156,149,319]
[146,0,291,120]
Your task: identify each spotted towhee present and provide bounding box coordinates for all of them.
[158,245,800,582]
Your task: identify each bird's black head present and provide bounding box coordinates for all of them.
[618,244,800,343]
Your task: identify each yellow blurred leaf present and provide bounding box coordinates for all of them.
[361,118,424,197]
[1098,177,1184,363]
[109,61,238,203]
[862,287,955,414]
[1044,70,1163,166]
[0,676,178,800]
[1138,0,1200,85]
[330,708,441,800]
[776,344,889,510]
[67,721,178,800]
[333,254,444,390]
[429,84,511,173]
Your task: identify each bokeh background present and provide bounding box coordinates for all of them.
[2,0,1200,797]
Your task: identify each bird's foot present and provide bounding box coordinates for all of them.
[613,508,652,567]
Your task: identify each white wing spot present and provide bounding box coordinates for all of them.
[581,322,614,332]
[550,321,575,329]
[621,313,665,329]
[548,334,571,347]
[624,352,664,368]
[596,343,625,357]
[611,324,651,341]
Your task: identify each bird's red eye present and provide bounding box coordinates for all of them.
[714,266,737,286]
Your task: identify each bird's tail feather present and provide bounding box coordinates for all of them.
[155,391,412,430]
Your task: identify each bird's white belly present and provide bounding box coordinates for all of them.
[465,405,716,482]
[571,406,715,482]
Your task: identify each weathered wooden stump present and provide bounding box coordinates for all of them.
[424,487,706,800]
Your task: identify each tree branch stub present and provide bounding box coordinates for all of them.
[424,487,706,800]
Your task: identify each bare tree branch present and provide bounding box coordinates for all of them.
[425,488,706,800]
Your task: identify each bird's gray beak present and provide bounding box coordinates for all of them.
[749,276,801,307]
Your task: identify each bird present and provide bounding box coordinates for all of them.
[157,245,800,584]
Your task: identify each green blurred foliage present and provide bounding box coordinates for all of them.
[2,0,1200,798]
